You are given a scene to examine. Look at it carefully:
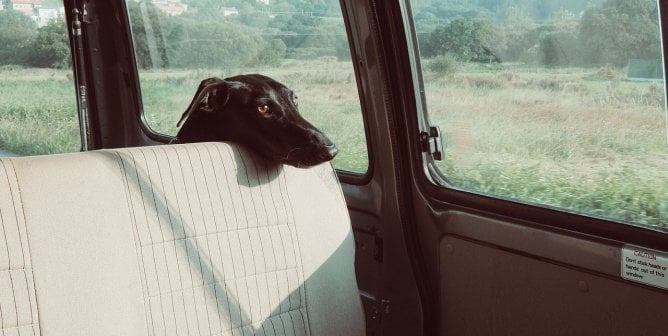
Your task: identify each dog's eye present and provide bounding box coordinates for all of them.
[293,96,299,107]
[257,104,270,114]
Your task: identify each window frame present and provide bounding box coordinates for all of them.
[399,0,668,251]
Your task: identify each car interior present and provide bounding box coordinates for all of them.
[0,0,667,335]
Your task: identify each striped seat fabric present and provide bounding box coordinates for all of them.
[0,142,364,336]
[0,161,40,336]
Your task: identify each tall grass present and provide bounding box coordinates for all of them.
[0,68,79,155]
[425,65,668,228]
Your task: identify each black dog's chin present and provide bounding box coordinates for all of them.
[275,144,338,168]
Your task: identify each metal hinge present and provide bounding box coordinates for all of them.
[420,126,444,160]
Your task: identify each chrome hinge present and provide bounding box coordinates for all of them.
[420,126,444,160]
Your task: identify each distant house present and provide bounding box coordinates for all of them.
[153,1,188,16]
[222,7,238,16]
[11,0,40,15]
[34,7,61,27]
[2,0,60,27]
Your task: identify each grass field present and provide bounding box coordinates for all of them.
[424,62,668,228]
[0,60,667,229]
[0,67,80,155]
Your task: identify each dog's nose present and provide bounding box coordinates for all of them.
[326,144,338,160]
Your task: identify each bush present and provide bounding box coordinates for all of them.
[167,21,266,68]
[249,38,287,67]
[0,11,37,66]
[425,18,504,63]
[540,31,579,66]
[28,18,71,69]
[425,54,460,77]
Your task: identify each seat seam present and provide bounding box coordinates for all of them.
[3,159,40,335]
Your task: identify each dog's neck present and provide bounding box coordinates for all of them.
[176,117,224,143]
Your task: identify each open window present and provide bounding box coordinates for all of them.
[125,0,369,174]
[412,0,667,231]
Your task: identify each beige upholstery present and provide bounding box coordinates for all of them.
[0,142,364,335]
[0,161,40,335]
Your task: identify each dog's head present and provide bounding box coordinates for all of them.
[175,74,337,168]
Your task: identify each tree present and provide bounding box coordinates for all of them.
[28,18,71,68]
[501,7,535,61]
[425,17,504,63]
[250,38,286,66]
[277,13,326,49]
[540,31,579,66]
[579,0,660,67]
[168,20,267,68]
[424,1,493,20]
[414,11,440,35]
[0,10,37,66]
[270,12,341,59]
[539,10,580,66]
[127,1,171,69]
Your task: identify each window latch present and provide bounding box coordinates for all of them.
[420,126,444,161]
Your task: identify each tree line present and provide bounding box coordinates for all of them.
[0,0,349,70]
[0,11,69,68]
[0,0,660,69]
[417,0,661,67]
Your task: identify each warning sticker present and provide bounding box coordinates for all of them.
[621,245,668,290]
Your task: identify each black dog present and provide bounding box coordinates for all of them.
[173,74,337,168]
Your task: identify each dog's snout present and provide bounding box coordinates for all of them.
[307,128,331,144]
[298,126,338,164]
[325,144,338,160]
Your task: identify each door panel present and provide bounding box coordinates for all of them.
[350,210,384,335]
[387,0,668,334]
[441,235,668,336]
[409,197,668,335]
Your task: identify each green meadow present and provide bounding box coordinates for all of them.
[425,62,668,228]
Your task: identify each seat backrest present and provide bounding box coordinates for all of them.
[0,142,364,335]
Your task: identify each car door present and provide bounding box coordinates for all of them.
[380,0,668,335]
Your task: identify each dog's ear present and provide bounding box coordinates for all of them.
[177,77,230,127]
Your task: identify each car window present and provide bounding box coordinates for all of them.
[127,0,368,174]
[410,0,667,230]
[0,6,79,156]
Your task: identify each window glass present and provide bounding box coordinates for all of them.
[0,6,79,156]
[127,0,368,173]
[412,0,668,229]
